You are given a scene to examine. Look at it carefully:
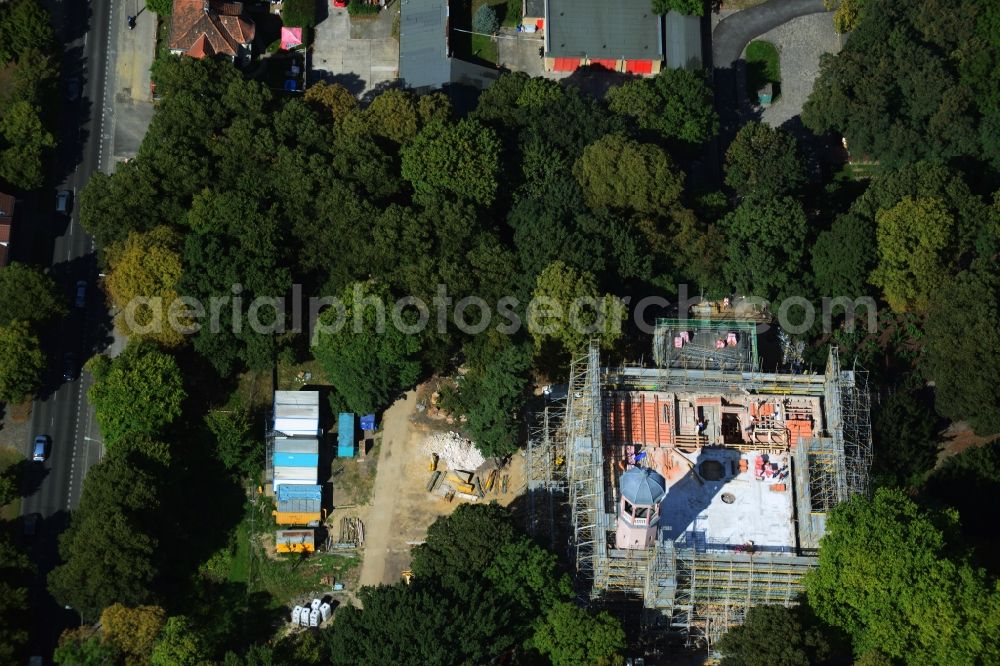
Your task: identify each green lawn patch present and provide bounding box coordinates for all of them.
[471,33,498,64]
[746,40,780,102]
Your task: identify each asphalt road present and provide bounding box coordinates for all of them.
[19,0,118,655]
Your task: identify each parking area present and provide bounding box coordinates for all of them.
[311,6,399,97]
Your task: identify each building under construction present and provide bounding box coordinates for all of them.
[526,313,872,652]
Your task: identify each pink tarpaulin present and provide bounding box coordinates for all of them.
[280,27,303,50]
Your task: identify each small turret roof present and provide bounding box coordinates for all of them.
[620,466,667,505]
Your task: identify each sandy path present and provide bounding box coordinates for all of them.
[357,390,417,587]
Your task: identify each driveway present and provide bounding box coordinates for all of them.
[712,0,827,69]
[712,0,828,123]
[312,7,399,98]
[757,13,841,128]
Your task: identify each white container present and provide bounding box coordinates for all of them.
[310,598,322,611]
[319,602,332,622]
[292,606,303,624]
[309,608,320,627]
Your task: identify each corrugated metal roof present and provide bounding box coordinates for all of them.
[278,484,322,501]
[275,438,319,454]
[274,466,319,481]
[399,0,451,89]
[664,11,702,69]
[546,0,662,60]
[274,452,319,468]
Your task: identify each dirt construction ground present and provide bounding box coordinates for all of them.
[343,382,524,588]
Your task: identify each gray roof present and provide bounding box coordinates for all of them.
[525,0,544,18]
[620,467,668,505]
[399,0,451,89]
[664,11,702,69]
[546,0,662,60]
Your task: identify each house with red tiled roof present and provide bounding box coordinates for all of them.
[169,0,255,63]
[0,192,15,267]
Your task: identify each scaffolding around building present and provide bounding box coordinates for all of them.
[528,342,873,651]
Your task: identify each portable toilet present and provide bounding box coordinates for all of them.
[319,602,332,622]
[338,413,355,457]
[309,608,320,627]
[291,606,304,625]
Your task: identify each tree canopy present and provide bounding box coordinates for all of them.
[721,196,809,300]
[724,122,806,198]
[49,456,162,621]
[605,68,717,143]
[0,262,64,326]
[717,605,835,666]
[0,319,45,403]
[922,269,1000,434]
[573,133,684,213]
[806,488,1000,663]
[87,342,186,449]
[313,281,422,414]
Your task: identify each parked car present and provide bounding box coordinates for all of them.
[55,190,72,214]
[74,280,86,309]
[62,353,78,381]
[32,435,50,462]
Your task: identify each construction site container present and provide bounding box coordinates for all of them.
[310,598,322,611]
[275,529,315,553]
[274,390,321,437]
[319,602,332,622]
[309,609,320,627]
[337,413,355,457]
[360,414,376,430]
[275,438,319,454]
[292,606,304,624]
[274,511,322,526]
[273,452,320,468]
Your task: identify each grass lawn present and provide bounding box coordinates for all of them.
[746,40,780,101]
[0,445,23,521]
[471,33,498,64]
[212,498,358,603]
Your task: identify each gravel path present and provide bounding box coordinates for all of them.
[758,13,842,128]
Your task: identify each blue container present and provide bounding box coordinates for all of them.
[338,412,355,458]
[273,452,320,468]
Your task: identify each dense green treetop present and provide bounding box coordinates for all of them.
[313,280,422,415]
[49,456,162,621]
[0,262,64,327]
[0,319,45,403]
[87,342,186,448]
[573,133,684,213]
[922,268,1000,435]
[528,601,627,666]
[725,122,806,198]
[806,488,1000,663]
[717,605,835,666]
[401,118,502,205]
[606,68,717,143]
[721,195,809,301]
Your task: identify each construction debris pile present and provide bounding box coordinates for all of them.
[423,431,484,470]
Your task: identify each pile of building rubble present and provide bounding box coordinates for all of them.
[423,431,484,471]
